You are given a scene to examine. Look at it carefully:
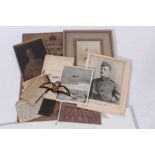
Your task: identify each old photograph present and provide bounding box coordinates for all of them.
[16,98,43,123]
[14,38,47,81]
[63,30,114,66]
[75,40,102,67]
[78,53,131,115]
[56,66,93,105]
[89,56,123,104]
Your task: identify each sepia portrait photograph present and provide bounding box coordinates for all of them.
[14,38,47,81]
[75,39,103,67]
[78,53,131,115]
[56,66,93,105]
[89,56,123,104]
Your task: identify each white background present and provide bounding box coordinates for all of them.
[0,0,155,155]
[0,26,155,129]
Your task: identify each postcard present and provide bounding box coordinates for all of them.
[56,66,93,105]
[78,53,131,115]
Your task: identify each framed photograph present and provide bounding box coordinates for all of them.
[22,32,63,56]
[63,30,114,67]
[78,53,131,115]
[56,66,93,105]
[14,38,47,81]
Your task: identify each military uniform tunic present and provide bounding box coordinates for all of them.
[89,77,120,103]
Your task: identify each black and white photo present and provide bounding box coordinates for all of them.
[89,58,122,104]
[78,53,131,115]
[56,66,93,104]
[14,38,47,81]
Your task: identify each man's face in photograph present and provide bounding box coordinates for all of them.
[100,66,111,78]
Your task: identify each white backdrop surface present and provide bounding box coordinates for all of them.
[0,26,154,128]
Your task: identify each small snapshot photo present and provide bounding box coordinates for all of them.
[14,38,47,81]
[76,40,102,67]
[57,66,93,104]
[88,54,125,105]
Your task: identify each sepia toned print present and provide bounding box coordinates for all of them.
[14,38,47,81]
[58,102,101,124]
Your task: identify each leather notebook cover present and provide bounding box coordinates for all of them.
[58,103,101,124]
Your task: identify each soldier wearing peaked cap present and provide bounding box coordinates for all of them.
[89,61,120,103]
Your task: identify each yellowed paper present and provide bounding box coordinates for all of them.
[20,75,48,105]
[16,98,43,123]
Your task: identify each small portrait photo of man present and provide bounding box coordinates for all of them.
[14,38,47,81]
[23,47,44,81]
[89,61,120,104]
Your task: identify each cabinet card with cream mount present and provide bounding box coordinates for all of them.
[77,53,131,115]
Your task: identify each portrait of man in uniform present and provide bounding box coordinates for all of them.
[86,53,126,106]
[78,53,130,115]
[89,61,120,104]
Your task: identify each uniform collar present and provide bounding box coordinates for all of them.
[101,77,110,81]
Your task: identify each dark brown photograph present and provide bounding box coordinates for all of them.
[14,38,47,81]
